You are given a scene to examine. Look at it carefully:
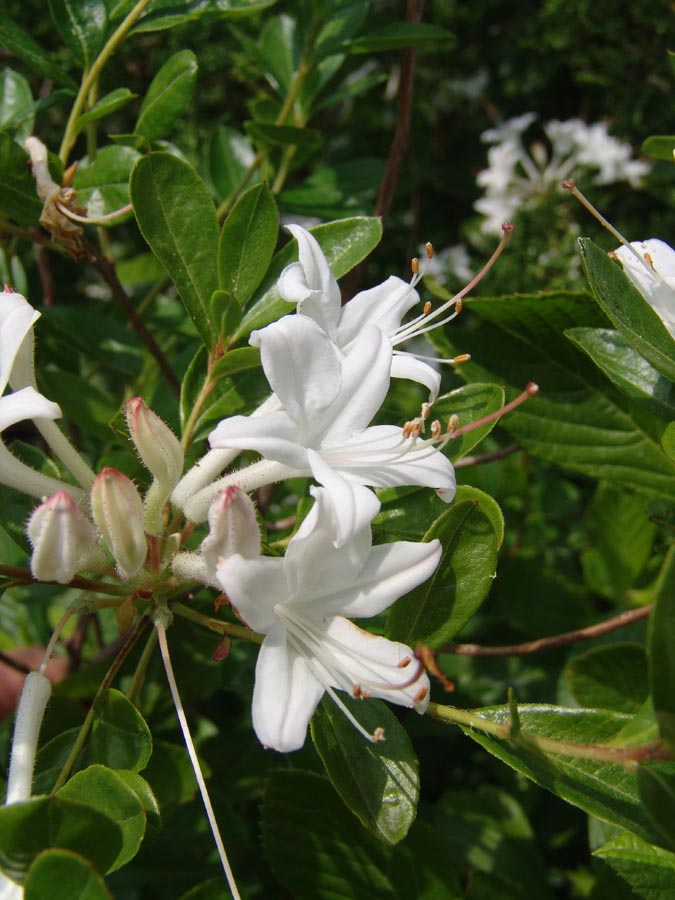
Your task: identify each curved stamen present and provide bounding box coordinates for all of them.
[56,201,133,225]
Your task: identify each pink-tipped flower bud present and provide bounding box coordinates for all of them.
[201,487,261,575]
[126,398,183,489]
[27,490,96,583]
[91,467,146,579]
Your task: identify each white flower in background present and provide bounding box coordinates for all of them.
[614,238,675,336]
[216,487,440,752]
[476,114,650,235]
[200,315,456,544]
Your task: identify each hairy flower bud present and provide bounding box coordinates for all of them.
[27,490,97,583]
[91,467,146,579]
[126,398,183,488]
[202,487,261,573]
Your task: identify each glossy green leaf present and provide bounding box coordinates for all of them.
[580,483,656,600]
[643,135,675,161]
[73,145,140,219]
[349,22,454,54]
[0,133,42,225]
[114,770,162,842]
[580,238,675,382]
[567,327,675,419]
[433,291,675,501]
[25,849,112,900]
[0,796,121,882]
[387,821,463,899]
[89,688,152,772]
[142,739,198,809]
[48,0,108,70]
[0,15,76,87]
[386,497,499,647]
[210,289,242,342]
[449,704,663,845]
[245,122,322,149]
[205,126,256,202]
[565,644,649,714]
[76,88,136,129]
[595,832,675,899]
[638,762,675,852]
[131,152,219,345]
[314,2,369,57]
[311,696,419,845]
[235,216,382,339]
[131,0,277,33]
[648,545,675,748]
[257,13,300,94]
[433,382,506,461]
[262,769,398,899]
[210,346,261,379]
[135,50,198,141]
[217,183,278,305]
[57,765,146,872]
[0,67,34,137]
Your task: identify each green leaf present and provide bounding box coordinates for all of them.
[580,483,656,600]
[114,770,162,843]
[210,346,261,379]
[0,133,42,225]
[0,15,76,87]
[0,67,34,138]
[131,152,219,345]
[311,696,419,845]
[595,832,675,899]
[204,126,256,202]
[648,546,675,748]
[349,22,454,54]
[24,848,113,900]
[638,762,675,852]
[131,0,277,33]
[565,644,649,714]
[433,291,675,501]
[210,289,242,342]
[433,382,506,461]
[262,769,398,899]
[217,183,278,306]
[135,49,198,141]
[450,704,664,845]
[57,765,146,872]
[387,821,463,899]
[88,688,153,772]
[567,327,675,419]
[580,238,675,382]
[0,795,122,882]
[76,88,136,129]
[73,144,140,220]
[386,496,499,647]
[257,13,300,94]
[245,121,322,149]
[236,216,382,339]
[314,2,369,57]
[47,0,108,71]
[643,135,675,161]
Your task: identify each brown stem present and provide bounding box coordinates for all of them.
[0,564,129,596]
[454,442,520,469]
[90,254,180,397]
[441,605,652,657]
[0,650,32,675]
[35,244,56,305]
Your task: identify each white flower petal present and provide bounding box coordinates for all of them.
[252,620,325,752]
[0,290,40,394]
[282,225,342,336]
[307,450,379,548]
[615,239,675,337]
[216,553,286,634]
[0,387,61,433]
[337,276,419,348]
[390,353,441,402]
[209,410,310,470]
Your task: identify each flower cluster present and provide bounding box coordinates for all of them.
[475,113,650,235]
[1,225,470,752]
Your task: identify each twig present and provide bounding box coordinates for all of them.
[90,254,180,397]
[455,442,520,468]
[35,244,56,305]
[441,604,652,657]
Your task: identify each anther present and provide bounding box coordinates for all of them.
[447,414,459,434]
[501,222,516,234]
[414,686,428,703]
[431,420,442,440]
[525,382,540,397]
[423,300,432,315]
[373,727,385,742]
[644,252,655,269]
[425,242,434,259]
[453,353,471,364]
[398,657,411,668]
[352,684,363,698]
[421,402,431,421]
[3,283,14,293]
[455,299,463,314]
[411,257,419,275]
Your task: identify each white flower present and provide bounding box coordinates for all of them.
[614,238,675,336]
[91,468,147,580]
[216,487,440,752]
[27,490,97,583]
[201,315,456,544]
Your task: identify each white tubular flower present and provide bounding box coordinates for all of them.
[201,316,456,544]
[91,468,147,580]
[614,239,675,337]
[172,486,261,587]
[126,398,184,534]
[216,487,440,753]
[278,225,444,401]
[27,490,97,583]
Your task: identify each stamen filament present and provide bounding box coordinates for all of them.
[56,202,133,225]
[452,382,539,438]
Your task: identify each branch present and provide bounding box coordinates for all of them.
[441,604,652,657]
[455,442,521,468]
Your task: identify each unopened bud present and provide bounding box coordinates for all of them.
[27,490,96,583]
[126,398,183,489]
[202,487,260,575]
[91,468,146,579]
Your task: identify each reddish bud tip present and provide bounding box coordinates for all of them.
[501,222,516,233]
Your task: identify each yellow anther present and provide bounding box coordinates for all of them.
[411,257,419,275]
[425,241,434,259]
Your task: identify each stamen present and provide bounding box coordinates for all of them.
[411,257,419,275]
[447,414,459,435]
[414,686,428,703]
[431,420,442,440]
[451,382,539,438]
[3,283,14,292]
[324,682,385,743]
[561,179,654,275]
[423,300,432,315]
[425,242,434,259]
[398,657,412,668]
[56,201,133,225]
